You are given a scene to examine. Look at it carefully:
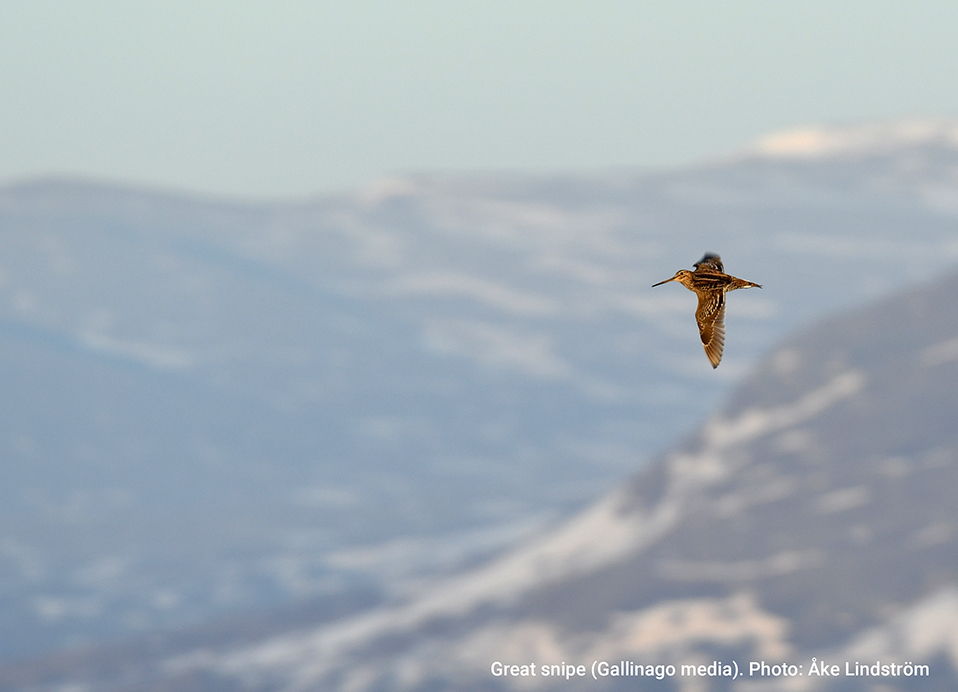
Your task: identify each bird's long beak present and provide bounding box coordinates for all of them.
[651,277,676,287]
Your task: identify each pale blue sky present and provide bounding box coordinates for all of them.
[3,1,958,199]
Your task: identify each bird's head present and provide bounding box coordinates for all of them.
[652,269,694,288]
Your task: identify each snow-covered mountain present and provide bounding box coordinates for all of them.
[7,135,958,691]
[2,118,958,661]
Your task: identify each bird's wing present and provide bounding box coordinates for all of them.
[696,291,726,369]
[694,253,724,273]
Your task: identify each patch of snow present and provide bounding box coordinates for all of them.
[703,371,865,451]
[165,487,663,686]
[751,587,958,691]
[423,593,791,691]
[748,119,958,159]
[656,550,824,583]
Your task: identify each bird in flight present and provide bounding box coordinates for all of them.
[652,254,761,368]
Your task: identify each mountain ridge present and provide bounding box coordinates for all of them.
[9,260,956,690]
[3,119,958,666]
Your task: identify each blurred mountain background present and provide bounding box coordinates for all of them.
[2,120,958,690]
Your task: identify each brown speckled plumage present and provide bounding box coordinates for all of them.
[652,254,761,368]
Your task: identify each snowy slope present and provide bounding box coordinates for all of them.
[2,118,958,660]
[145,240,958,692]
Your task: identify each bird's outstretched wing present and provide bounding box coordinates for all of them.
[695,291,726,368]
[694,253,724,273]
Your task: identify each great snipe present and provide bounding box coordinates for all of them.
[652,253,761,369]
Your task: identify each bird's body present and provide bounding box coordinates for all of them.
[652,253,761,368]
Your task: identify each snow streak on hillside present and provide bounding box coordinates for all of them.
[14,265,958,692]
[2,119,958,666]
